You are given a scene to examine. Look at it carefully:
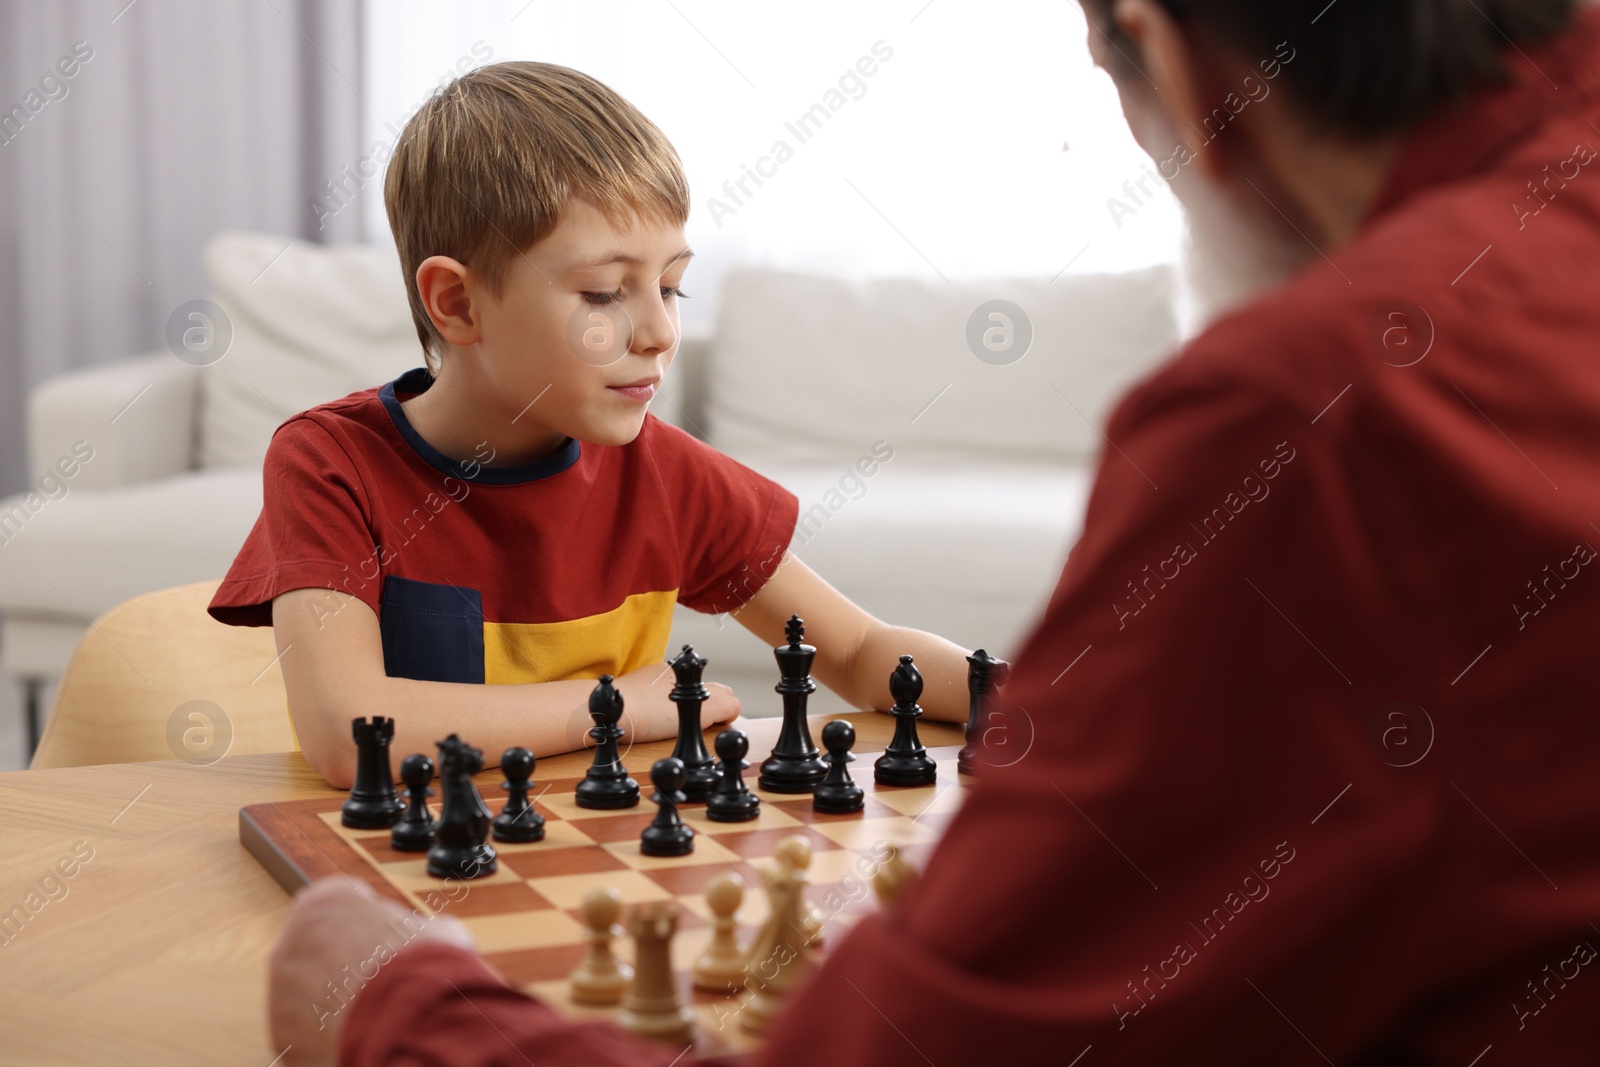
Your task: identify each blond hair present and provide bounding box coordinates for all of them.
[384,62,691,373]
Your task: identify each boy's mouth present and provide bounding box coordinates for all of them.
[606,378,658,403]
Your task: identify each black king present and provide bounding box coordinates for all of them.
[757,614,829,793]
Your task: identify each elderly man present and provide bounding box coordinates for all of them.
[270,1,1600,1062]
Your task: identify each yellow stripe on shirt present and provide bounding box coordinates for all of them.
[482,589,679,686]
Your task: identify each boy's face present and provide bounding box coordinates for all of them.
[466,197,691,449]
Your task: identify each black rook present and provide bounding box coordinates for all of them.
[342,716,405,829]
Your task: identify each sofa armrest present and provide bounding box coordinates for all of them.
[28,352,200,491]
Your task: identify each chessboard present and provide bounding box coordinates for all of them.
[239,741,969,1052]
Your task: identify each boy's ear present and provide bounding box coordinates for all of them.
[415,255,480,346]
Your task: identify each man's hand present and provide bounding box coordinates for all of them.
[268,879,477,1067]
[611,661,742,742]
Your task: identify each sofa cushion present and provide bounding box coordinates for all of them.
[198,232,420,469]
[0,469,262,618]
[705,266,1179,469]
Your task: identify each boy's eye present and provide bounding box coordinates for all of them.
[580,287,689,304]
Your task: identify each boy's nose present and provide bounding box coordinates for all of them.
[630,296,678,357]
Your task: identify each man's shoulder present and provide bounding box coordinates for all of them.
[1168,107,1600,415]
[1108,290,1336,441]
[1125,194,1511,437]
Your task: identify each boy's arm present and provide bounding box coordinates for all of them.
[272,588,740,789]
[732,551,974,722]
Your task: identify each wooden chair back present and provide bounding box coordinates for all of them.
[30,581,295,769]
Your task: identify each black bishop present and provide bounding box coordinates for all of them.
[874,655,938,787]
[575,675,641,810]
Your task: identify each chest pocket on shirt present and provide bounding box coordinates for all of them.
[378,576,486,684]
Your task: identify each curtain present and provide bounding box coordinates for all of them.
[0,0,363,497]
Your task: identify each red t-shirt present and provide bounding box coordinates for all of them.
[210,368,798,686]
[339,13,1600,1065]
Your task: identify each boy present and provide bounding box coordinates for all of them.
[209,61,978,788]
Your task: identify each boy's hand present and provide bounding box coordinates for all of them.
[610,662,741,743]
[731,551,977,722]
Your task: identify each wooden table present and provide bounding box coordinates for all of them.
[0,713,961,1065]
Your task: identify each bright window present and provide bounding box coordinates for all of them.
[362,0,1183,326]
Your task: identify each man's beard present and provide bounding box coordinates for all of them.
[1139,117,1312,336]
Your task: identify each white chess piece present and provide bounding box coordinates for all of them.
[741,835,813,1034]
[568,886,632,1005]
[617,901,694,1044]
[693,873,747,992]
[873,844,919,909]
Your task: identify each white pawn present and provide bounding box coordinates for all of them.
[569,886,632,1005]
[693,873,747,992]
[801,897,828,950]
[873,844,919,909]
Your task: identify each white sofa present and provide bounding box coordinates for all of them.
[0,231,1181,746]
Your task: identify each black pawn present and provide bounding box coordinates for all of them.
[342,716,406,829]
[706,728,761,823]
[758,615,829,793]
[426,734,498,880]
[958,649,1011,777]
[813,720,865,814]
[493,747,546,843]
[640,757,695,857]
[668,645,721,802]
[874,656,939,787]
[575,675,640,810]
[390,753,437,852]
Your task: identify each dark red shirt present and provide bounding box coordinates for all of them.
[340,12,1600,1064]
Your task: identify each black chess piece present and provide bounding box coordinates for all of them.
[426,735,498,879]
[390,753,437,852]
[758,615,829,793]
[492,746,546,843]
[705,728,761,823]
[575,675,641,810]
[874,655,939,787]
[667,645,720,802]
[640,757,695,857]
[813,720,865,814]
[957,649,1011,776]
[342,716,406,829]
